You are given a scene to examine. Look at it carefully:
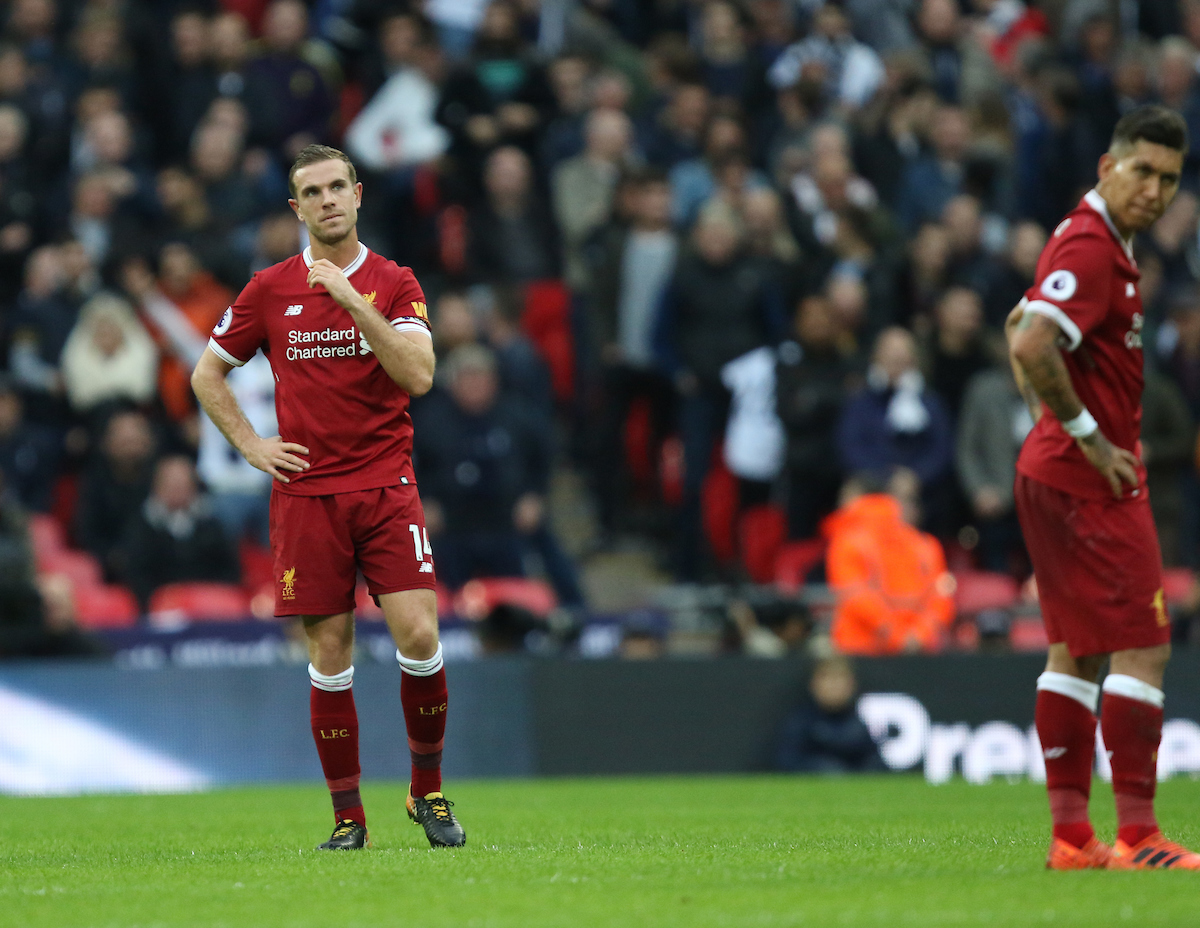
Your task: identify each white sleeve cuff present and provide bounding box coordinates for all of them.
[392,320,433,338]
[207,338,249,367]
[1022,299,1083,352]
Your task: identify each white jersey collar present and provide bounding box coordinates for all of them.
[302,241,369,277]
[1083,189,1135,263]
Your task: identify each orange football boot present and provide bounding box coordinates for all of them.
[1046,835,1112,870]
[1108,832,1200,870]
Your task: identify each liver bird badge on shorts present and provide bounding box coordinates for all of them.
[281,567,297,600]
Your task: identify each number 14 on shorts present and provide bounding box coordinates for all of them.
[409,524,433,562]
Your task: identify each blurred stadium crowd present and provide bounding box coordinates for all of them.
[5,0,1200,657]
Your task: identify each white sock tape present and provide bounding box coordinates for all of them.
[396,643,444,677]
[1037,671,1100,711]
[1102,673,1165,708]
[309,663,354,692]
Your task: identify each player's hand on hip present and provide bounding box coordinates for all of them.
[245,435,310,484]
[306,259,358,308]
[1077,431,1140,498]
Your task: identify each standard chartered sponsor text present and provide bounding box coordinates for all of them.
[287,327,357,361]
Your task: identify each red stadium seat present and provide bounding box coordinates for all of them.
[28,513,66,567]
[951,619,980,650]
[624,398,655,487]
[522,279,575,404]
[49,472,79,537]
[74,584,139,629]
[355,583,384,620]
[148,583,251,623]
[354,583,454,620]
[413,165,442,216]
[773,539,828,592]
[942,537,976,573]
[659,435,684,507]
[239,541,274,592]
[438,204,468,275]
[701,458,738,565]
[1009,615,1050,652]
[249,583,276,620]
[335,80,365,138]
[1162,567,1195,606]
[436,583,454,617]
[738,505,788,584]
[453,577,558,620]
[953,570,1020,615]
[39,548,103,589]
[222,0,269,33]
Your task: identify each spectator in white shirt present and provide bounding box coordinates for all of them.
[196,353,276,546]
[61,292,158,417]
[344,12,450,174]
[768,4,884,112]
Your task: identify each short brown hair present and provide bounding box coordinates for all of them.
[287,144,357,198]
[1110,105,1189,156]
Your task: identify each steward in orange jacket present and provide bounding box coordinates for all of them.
[824,490,955,655]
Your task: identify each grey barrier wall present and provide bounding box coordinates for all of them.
[531,654,1048,774]
[3,654,1200,793]
[533,655,1200,782]
[0,661,534,793]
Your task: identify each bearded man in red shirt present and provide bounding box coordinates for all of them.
[1008,106,1199,871]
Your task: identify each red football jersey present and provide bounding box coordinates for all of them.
[208,243,431,496]
[1016,190,1147,501]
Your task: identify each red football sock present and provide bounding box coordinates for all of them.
[310,673,365,827]
[1035,685,1097,849]
[1101,684,1163,848]
[398,646,447,798]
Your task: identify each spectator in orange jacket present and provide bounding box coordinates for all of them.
[121,243,233,430]
[824,469,955,655]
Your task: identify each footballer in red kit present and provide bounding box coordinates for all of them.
[211,245,437,617]
[1008,106,1200,871]
[192,145,465,850]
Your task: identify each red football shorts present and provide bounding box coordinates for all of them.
[1014,473,1169,657]
[269,483,437,616]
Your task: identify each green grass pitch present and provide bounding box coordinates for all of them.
[2,775,1198,927]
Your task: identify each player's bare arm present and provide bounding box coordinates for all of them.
[191,348,311,483]
[306,258,435,395]
[1009,311,1139,498]
[1004,304,1043,424]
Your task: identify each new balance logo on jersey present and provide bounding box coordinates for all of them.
[1043,747,1067,760]
[419,562,434,574]
[285,304,303,315]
